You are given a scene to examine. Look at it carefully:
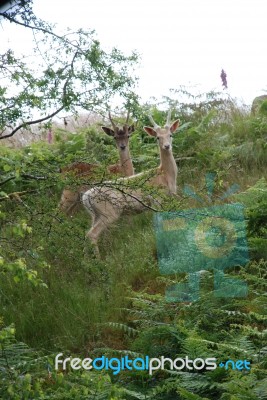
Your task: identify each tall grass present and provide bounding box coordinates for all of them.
[0,94,266,398]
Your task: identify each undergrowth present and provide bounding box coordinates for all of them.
[0,94,266,399]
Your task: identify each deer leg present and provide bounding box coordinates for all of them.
[83,211,100,258]
[86,210,120,257]
[84,220,105,259]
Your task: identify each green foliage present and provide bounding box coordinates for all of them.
[234,179,267,259]
[0,90,266,399]
[0,1,138,140]
[84,125,120,164]
[0,204,48,287]
[107,265,266,399]
[0,323,126,399]
[258,99,267,116]
[1,5,266,399]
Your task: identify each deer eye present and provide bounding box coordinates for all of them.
[127,135,130,138]
[156,136,160,140]
[170,134,173,137]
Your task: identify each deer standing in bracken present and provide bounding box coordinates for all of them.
[59,111,135,216]
[82,110,180,256]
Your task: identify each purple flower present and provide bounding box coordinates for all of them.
[220,69,228,89]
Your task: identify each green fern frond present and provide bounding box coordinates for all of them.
[254,378,267,400]
[99,322,138,336]
[123,388,148,399]
[177,387,210,400]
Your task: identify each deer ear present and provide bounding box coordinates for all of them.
[128,124,135,134]
[102,126,114,136]
[170,119,180,133]
[143,126,157,137]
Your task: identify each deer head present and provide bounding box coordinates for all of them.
[101,110,135,152]
[143,110,180,152]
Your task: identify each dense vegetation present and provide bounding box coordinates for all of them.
[0,2,266,399]
[0,93,266,399]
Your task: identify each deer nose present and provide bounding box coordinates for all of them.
[120,144,126,150]
[164,144,170,150]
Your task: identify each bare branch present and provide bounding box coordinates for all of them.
[21,174,47,180]
[0,12,86,54]
[0,51,79,140]
[0,189,38,202]
[0,176,15,186]
[0,105,64,139]
[0,174,47,187]
[90,182,160,212]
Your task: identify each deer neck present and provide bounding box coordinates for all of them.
[119,147,134,177]
[159,148,177,194]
